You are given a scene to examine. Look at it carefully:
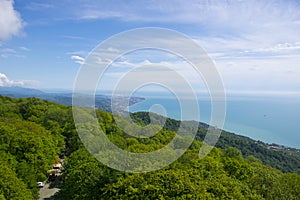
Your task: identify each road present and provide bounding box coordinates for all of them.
[39,183,60,200]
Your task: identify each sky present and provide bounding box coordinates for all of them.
[0,0,300,96]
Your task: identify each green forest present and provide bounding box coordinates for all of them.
[0,95,299,199]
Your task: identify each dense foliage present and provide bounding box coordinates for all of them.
[0,95,299,199]
[0,96,78,199]
[131,112,300,173]
[57,147,300,199]
[56,122,300,199]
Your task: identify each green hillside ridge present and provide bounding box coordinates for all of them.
[131,112,300,174]
[0,95,299,199]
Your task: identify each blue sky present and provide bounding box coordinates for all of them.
[0,0,300,95]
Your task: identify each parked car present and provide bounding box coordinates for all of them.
[37,182,45,188]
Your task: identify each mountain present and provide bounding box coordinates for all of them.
[0,86,144,112]
[0,86,45,97]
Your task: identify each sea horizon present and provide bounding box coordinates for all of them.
[129,94,300,149]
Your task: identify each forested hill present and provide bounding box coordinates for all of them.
[131,112,300,174]
[2,87,298,173]
[0,95,299,199]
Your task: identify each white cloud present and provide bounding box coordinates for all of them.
[78,10,123,20]
[71,55,84,61]
[103,2,299,45]
[19,46,30,51]
[96,57,208,94]
[42,1,300,56]
[1,47,16,58]
[94,47,300,95]
[46,0,300,94]
[69,1,300,63]
[107,47,120,53]
[0,0,25,41]
[0,47,28,58]
[62,35,86,40]
[70,1,300,28]
[214,55,300,92]
[0,73,37,87]
[1,48,16,53]
[71,55,85,64]
[253,42,300,53]
[0,73,24,86]
[66,50,87,56]
[25,2,54,11]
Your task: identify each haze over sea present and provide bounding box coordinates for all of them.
[129,92,300,149]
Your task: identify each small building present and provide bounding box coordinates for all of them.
[52,163,62,169]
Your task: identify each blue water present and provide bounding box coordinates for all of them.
[129,95,300,149]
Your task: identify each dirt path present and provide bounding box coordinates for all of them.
[39,183,60,200]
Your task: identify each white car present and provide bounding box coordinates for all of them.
[37,182,45,188]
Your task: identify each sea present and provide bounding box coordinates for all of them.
[129,93,300,149]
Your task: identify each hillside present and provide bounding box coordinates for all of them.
[0,96,299,199]
[131,112,300,174]
[3,86,299,174]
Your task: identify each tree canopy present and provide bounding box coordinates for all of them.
[0,95,299,199]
